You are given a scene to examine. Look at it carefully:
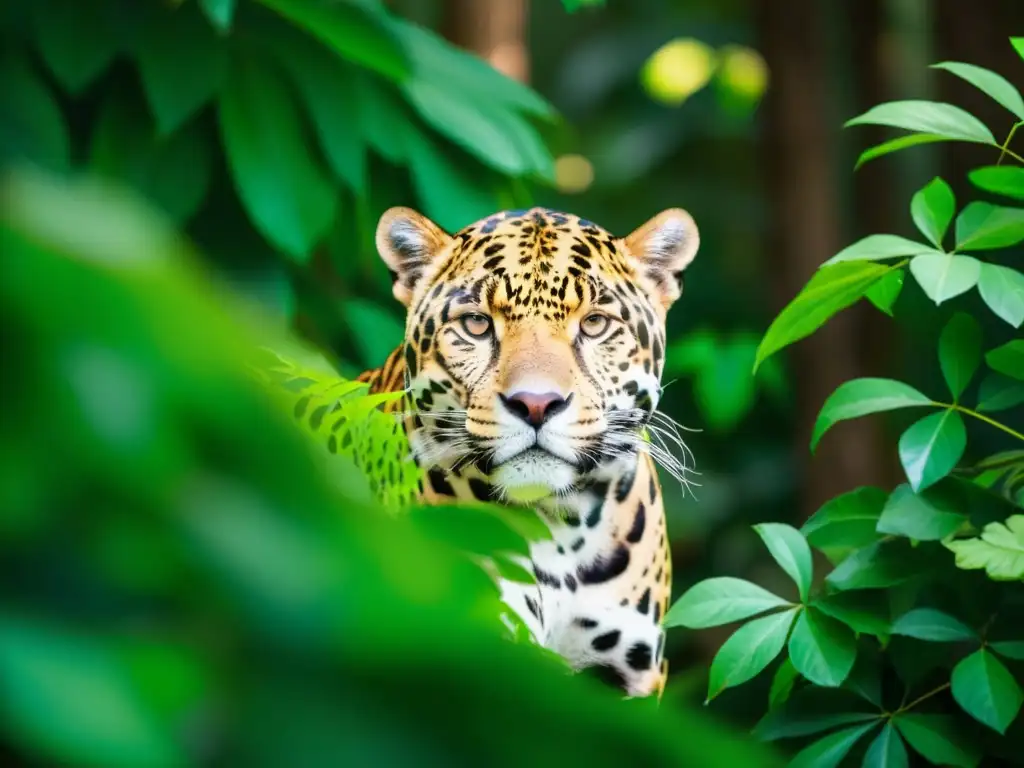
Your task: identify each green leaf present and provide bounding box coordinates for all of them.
[813,591,891,636]
[811,378,932,452]
[825,541,924,591]
[1014,37,1024,61]
[754,262,896,372]
[218,55,337,260]
[854,133,951,168]
[909,252,981,304]
[876,483,967,541]
[356,79,412,163]
[341,299,404,368]
[491,553,535,584]
[754,687,878,740]
[0,615,184,768]
[889,607,976,641]
[406,129,502,233]
[753,523,813,601]
[845,651,884,706]
[691,336,759,432]
[706,609,797,701]
[29,0,118,93]
[802,487,887,563]
[932,61,1024,121]
[863,723,909,768]
[89,92,212,224]
[768,658,799,708]
[199,0,236,32]
[269,30,367,194]
[939,312,982,399]
[408,504,531,558]
[663,576,791,629]
[788,608,857,687]
[944,515,1024,581]
[978,263,1024,328]
[0,52,69,172]
[255,0,409,82]
[865,269,905,316]
[402,78,530,177]
[391,20,557,121]
[951,648,1023,733]
[561,0,605,10]
[956,202,1024,250]
[991,641,1024,660]
[823,234,937,266]
[894,714,980,768]
[134,3,228,135]
[788,723,877,768]
[911,177,956,248]
[986,340,1024,380]
[898,409,966,492]
[977,372,1024,412]
[845,100,995,144]
[969,165,1024,202]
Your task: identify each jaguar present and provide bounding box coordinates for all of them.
[357,205,699,698]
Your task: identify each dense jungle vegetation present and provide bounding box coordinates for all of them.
[2,1,1023,766]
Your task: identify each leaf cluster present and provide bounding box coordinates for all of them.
[672,40,1024,768]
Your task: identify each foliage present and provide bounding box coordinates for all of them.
[0,165,784,767]
[1,0,560,366]
[755,41,1024,372]
[672,41,1024,766]
[252,350,421,507]
[665,329,787,432]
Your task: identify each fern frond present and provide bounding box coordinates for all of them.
[253,348,422,508]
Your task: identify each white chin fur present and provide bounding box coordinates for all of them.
[492,449,577,498]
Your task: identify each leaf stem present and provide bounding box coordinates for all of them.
[898,682,951,714]
[932,402,1024,443]
[997,121,1023,165]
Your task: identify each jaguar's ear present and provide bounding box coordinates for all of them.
[623,208,700,310]
[376,207,452,306]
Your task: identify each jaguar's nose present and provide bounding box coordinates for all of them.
[500,391,573,428]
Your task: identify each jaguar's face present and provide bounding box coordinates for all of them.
[377,207,699,501]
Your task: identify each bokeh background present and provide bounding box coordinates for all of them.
[2,0,1023,764]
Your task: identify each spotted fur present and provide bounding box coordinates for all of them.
[359,206,699,698]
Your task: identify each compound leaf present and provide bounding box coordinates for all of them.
[951,648,1023,734]
[932,61,1024,121]
[755,262,896,372]
[956,202,1024,251]
[845,100,995,144]
[706,609,797,701]
[788,608,857,687]
[898,409,966,492]
[876,483,967,541]
[812,378,932,452]
[889,607,976,642]
[664,577,791,629]
[986,340,1024,380]
[754,523,813,601]
[911,177,956,248]
[909,253,981,304]
[978,263,1024,328]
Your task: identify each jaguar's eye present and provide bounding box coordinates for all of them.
[580,313,611,338]
[460,313,492,338]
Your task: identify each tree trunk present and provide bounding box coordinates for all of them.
[441,0,530,83]
[756,0,887,520]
